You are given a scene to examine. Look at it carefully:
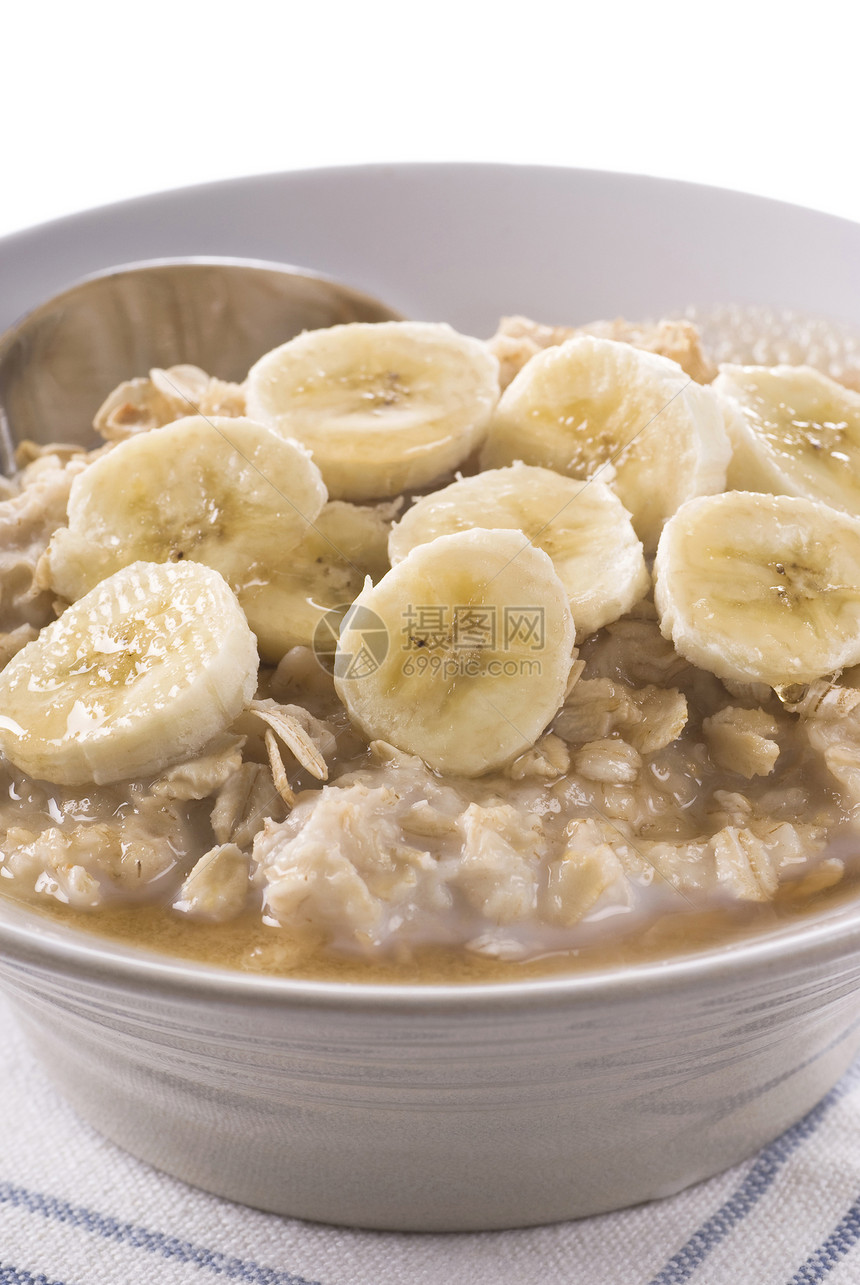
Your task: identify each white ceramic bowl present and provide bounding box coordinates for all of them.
[2,164,860,1232]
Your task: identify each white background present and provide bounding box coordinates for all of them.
[1,2,857,240]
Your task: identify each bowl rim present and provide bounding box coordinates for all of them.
[4,159,860,254]
[2,161,860,1012]
[2,882,860,1013]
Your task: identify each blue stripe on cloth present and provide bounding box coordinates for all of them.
[785,1193,860,1283]
[648,1061,860,1285]
[0,1183,323,1285]
[0,1265,69,1285]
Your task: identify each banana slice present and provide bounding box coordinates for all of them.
[654,491,860,686]
[715,364,860,513]
[244,321,500,501]
[44,415,327,643]
[0,561,259,786]
[388,464,648,638]
[334,528,576,776]
[480,336,731,552]
[240,499,393,661]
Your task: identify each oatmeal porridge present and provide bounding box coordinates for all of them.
[1,308,860,981]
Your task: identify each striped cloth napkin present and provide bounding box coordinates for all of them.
[2,994,860,1285]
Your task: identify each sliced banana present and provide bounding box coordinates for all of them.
[245,321,500,501]
[654,491,860,686]
[480,336,731,552]
[715,364,860,513]
[241,499,392,661]
[388,464,648,638]
[0,561,259,786]
[334,528,576,776]
[43,414,327,645]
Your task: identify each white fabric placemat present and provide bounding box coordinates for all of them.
[2,994,860,1285]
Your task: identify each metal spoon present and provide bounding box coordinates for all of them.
[0,257,402,473]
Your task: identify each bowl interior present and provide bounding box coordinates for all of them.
[3,164,860,339]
